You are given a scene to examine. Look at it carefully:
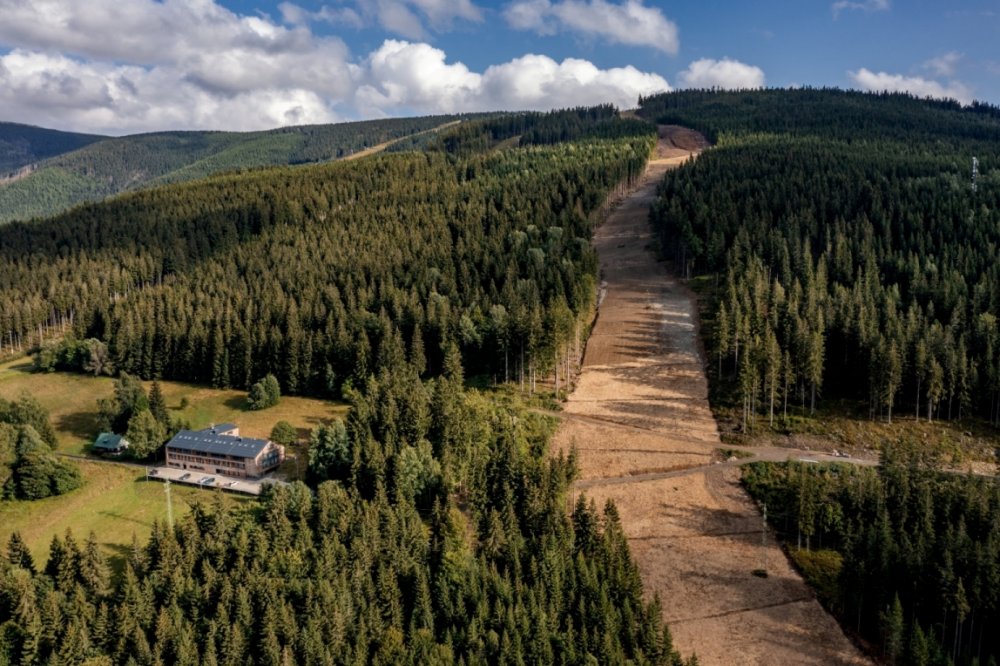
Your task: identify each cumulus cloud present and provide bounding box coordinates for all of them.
[355,40,670,116]
[0,0,670,134]
[832,0,890,18]
[678,58,765,90]
[0,49,340,134]
[849,68,973,105]
[504,0,679,54]
[922,51,963,78]
[281,0,483,39]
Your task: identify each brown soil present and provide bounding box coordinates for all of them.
[553,126,871,665]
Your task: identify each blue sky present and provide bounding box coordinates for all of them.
[0,0,996,134]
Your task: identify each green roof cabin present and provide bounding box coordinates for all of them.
[92,433,129,456]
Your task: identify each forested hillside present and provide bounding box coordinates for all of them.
[0,110,697,664]
[0,386,686,665]
[0,115,470,224]
[643,89,1000,429]
[0,112,651,397]
[743,453,1000,666]
[0,123,105,175]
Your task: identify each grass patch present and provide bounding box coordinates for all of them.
[789,548,843,612]
[716,447,754,460]
[0,460,250,570]
[713,397,998,464]
[0,356,348,454]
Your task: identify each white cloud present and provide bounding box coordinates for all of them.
[355,40,670,116]
[355,40,481,113]
[0,0,670,134]
[678,58,765,90]
[281,0,483,39]
[481,54,670,110]
[832,0,890,18]
[922,51,963,78]
[0,49,340,134]
[504,0,679,54]
[849,68,973,105]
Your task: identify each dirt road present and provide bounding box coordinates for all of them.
[553,126,870,665]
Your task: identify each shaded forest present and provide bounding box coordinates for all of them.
[0,123,105,175]
[0,115,477,224]
[743,454,1000,666]
[643,89,1000,428]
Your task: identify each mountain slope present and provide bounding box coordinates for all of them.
[0,115,469,224]
[0,122,105,174]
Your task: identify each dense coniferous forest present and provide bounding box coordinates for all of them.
[1,112,652,397]
[742,455,1000,666]
[641,89,1000,666]
[0,110,692,664]
[0,123,106,174]
[643,89,1000,428]
[0,383,686,664]
[0,115,476,224]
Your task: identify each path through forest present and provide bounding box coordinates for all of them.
[553,126,871,665]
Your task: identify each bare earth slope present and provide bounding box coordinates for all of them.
[553,126,870,665]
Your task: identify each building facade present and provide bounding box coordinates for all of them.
[165,424,284,479]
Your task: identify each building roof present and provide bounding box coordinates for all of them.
[166,430,270,459]
[93,433,128,450]
[202,423,237,436]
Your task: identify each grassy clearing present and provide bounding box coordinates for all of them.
[789,548,844,614]
[716,400,999,467]
[0,356,348,454]
[0,460,250,569]
[0,357,345,565]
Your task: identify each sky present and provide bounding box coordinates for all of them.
[0,0,997,135]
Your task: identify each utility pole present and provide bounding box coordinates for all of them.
[759,503,768,576]
[972,157,979,194]
[164,479,174,529]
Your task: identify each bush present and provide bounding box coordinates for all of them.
[270,421,297,446]
[125,409,167,460]
[248,374,281,410]
[6,426,82,500]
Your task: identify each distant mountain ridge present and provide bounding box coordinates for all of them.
[0,122,106,174]
[0,115,471,224]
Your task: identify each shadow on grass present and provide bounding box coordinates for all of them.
[97,510,152,530]
[224,395,248,411]
[104,542,133,581]
[56,410,100,441]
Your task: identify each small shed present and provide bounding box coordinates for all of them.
[92,433,129,456]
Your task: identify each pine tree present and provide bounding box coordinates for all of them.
[7,531,35,573]
[148,380,169,428]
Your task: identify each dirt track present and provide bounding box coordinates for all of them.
[553,126,871,665]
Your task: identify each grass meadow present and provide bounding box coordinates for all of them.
[0,356,347,565]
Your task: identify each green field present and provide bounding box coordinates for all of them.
[0,356,348,454]
[0,356,347,567]
[0,460,251,568]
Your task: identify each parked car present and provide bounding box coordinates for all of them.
[179,473,191,481]
[201,477,215,485]
[148,468,158,476]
